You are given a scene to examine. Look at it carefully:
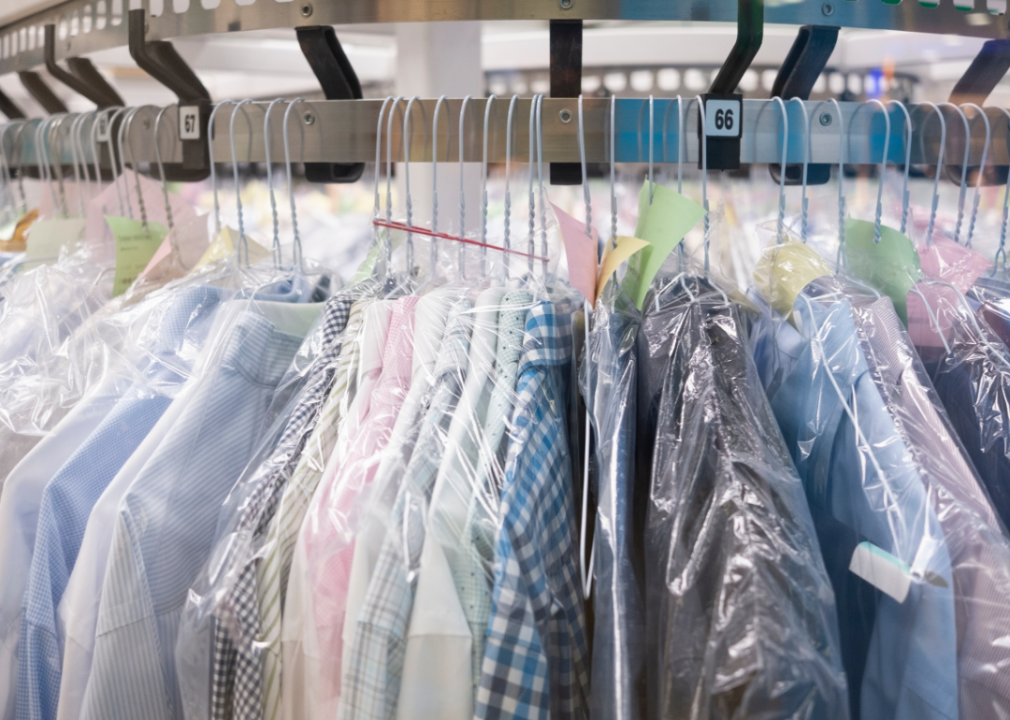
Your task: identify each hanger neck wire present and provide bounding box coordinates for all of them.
[283,98,307,273]
[431,95,449,281]
[995,109,1010,276]
[263,97,287,268]
[790,98,810,242]
[228,99,256,266]
[504,94,520,278]
[960,102,990,248]
[696,96,710,272]
[459,94,474,281]
[481,94,497,278]
[919,102,947,245]
[939,101,971,244]
[208,99,238,236]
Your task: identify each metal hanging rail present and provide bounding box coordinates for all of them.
[0,0,1008,78]
[3,98,1006,171]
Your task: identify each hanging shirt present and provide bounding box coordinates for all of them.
[754,278,959,720]
[856,292,1010,719]
[642,279,848,719]
[172,290,356,720]
[79,301,320,720]
[476,299,590,720]
[580,287,645,720]
[256,297,372,720]
[398,288,532,715]
[338,287,460,702]
[338,297,476,720]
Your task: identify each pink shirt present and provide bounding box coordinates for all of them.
[301,296,418,718]
[909,238,993,349]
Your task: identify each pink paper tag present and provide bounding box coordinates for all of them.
[907,281,964,350]
[551,202,598,302]
[917,237,992,293]
[86,173,197,268]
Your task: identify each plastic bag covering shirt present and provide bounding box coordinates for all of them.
[751,275,961,720]
[171,289,357,720]
[336,287,460,704]
[337,294,483,720]
[642,277,848,720]
[279,297,406,720]
[0,284,228,720]
[78,301,321,720]
[256,297,372,720]
[579,285,645,720]
[398,288,534,716]
[476,299,590,720]
[16,285,230,720]
[853,286,1010,719]
[907,279,1010,529]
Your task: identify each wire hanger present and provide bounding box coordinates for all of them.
[459,94,475,281]
[959,102,990,248]
[152,106,175,232]
[282,98,309,274]
[480,94,497,279]
[939,101,971,244]
[423,94,449,289]
[919,101,947,245]
[263,97,289,269]
[769,97,790,245]
[207,99,238,237]
[848,99,890,244]
[403,95,424,277]
[790,98,810,243]
[993,108,1010,277]
[228,98,257,266]
[503,94,520,280]
[695,95,711,272]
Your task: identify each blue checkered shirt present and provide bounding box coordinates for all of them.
[476,300,589,720]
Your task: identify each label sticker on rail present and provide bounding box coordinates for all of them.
[704,99,741,138]
[179,106,201,140]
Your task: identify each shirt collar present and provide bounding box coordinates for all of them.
[518,300,573,375]
[433,299,475,380]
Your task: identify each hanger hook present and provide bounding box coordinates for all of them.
[610,94,618,246]
[578,94,593,245]
[790,98,811,242]
[960,102,990,248]
[67,112,89,216]
[111,107,138,220]
[49,114,74,218]
[918,102,947,245]
[34,117,57,218]
[528,93,539,277]
[886,100,913,235]
[10,122,31,215]
[403,95,425,276]
[75,111,98,208]
[459,94,475,280]
[994,108,1010,276]
[152,107,174,231]
[849,98,890,244]
[696,95,710,271]
[938,101,972,244]
[769,96,790,244]
[535,93,547,277]
[504,93,520,277]
[431,95,449,280]
[228,99,256,266]
[481,94,498,277]
[122,106,155,230]
[262,97,287,268]
[282,97,308,273]
[208,99,238,236]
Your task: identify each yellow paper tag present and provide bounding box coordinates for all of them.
[25,217,86,267]
[753,238,832,318]
[628,181,706,309]
[597,235,648,304]
[0,208,39,251]
[194,227,270,270]
[106,216,169,297]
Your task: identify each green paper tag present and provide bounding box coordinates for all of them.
[627,180,706,309]
[107,216,169,297]
[844,218,922,324]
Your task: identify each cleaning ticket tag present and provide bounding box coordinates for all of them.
[179,106,201,140]
[849,541,912,604]
[704,99,742,138]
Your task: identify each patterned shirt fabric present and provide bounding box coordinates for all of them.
[278,298,393,720]
[476,299,590,720]
[296,296,417,720]
[79,304,319,720]
[401,289,532,712]
[201,291,354,720]
[257,297,372,720]
[338,298,477,720]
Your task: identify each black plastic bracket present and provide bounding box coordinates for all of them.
[18,71,68,114]
[945,39,1010,186]
[549,19,583,185]
[129,8,211,182]
[769,25,838,186]
[701,0,763,171]
[296,26,365,184]
[44,24,123,108]
[0,89,25,120]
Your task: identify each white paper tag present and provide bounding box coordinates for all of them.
[849,541,912,604]
[704,99,741,138]
[96,114,110,143]
[25,217,86,266]
[179,106,200,140]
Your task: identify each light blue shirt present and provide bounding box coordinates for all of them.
[79,308,313,720]
[11,285,228,720]
[755,285,958,720]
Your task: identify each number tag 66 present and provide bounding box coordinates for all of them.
[704,99,740,138]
